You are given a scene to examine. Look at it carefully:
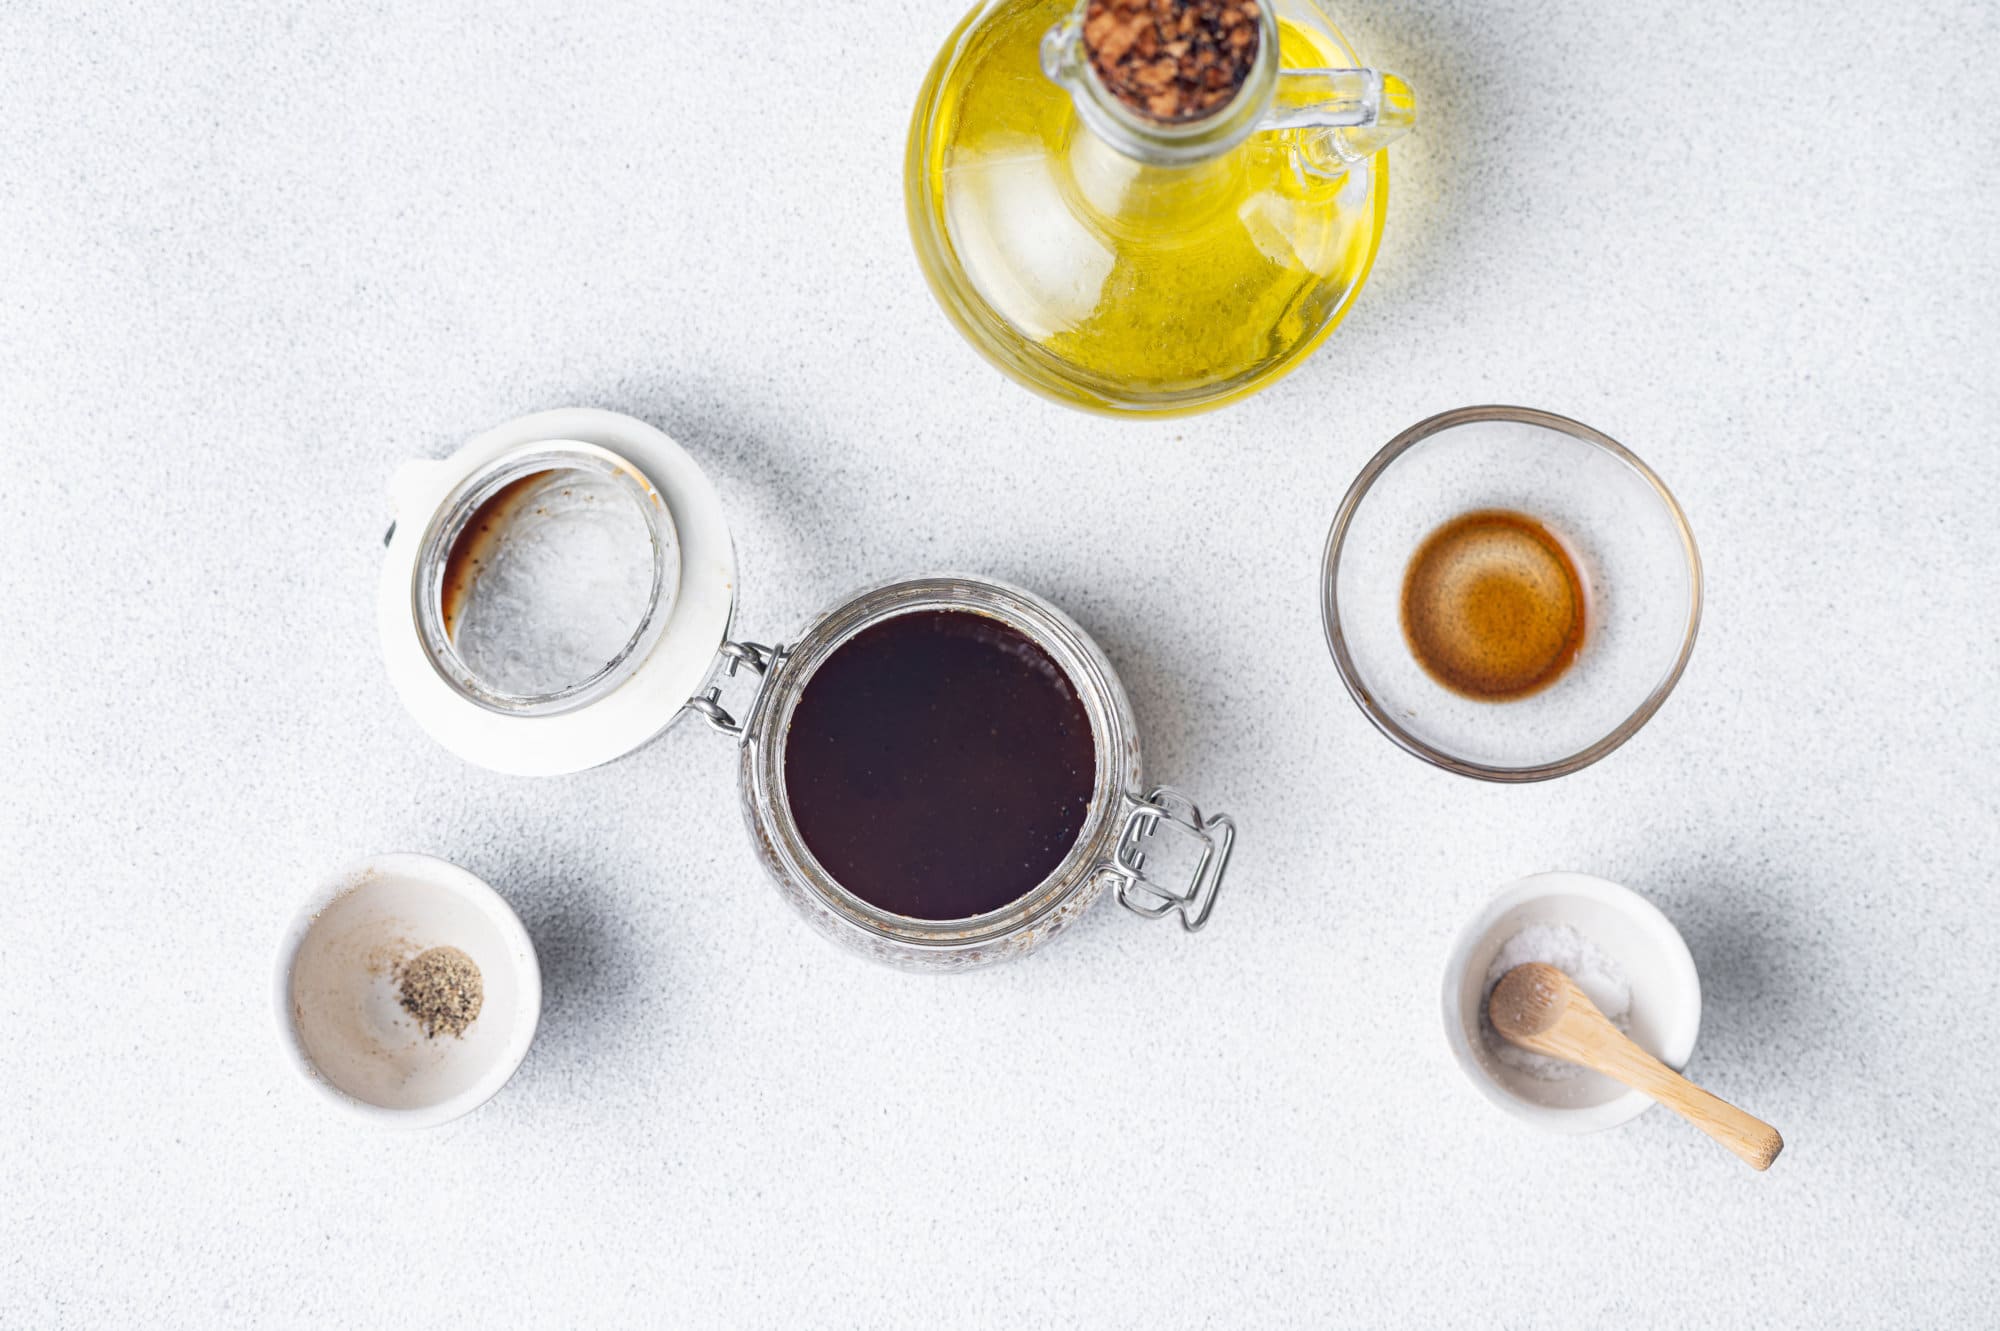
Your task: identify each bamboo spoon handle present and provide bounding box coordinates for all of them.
[1563,1026,1783,1171]
[1490,963,1784,1171]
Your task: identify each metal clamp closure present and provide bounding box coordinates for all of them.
[1107,785,1235,932]
[689,640,781,738]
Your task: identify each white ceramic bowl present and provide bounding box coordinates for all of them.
[273,853,541,1127]
[1441,871,1701,1132]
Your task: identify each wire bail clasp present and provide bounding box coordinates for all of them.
[689,640,781,738]
[1107,786,1235,932]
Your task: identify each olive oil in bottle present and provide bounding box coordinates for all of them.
[906,0,1416,415]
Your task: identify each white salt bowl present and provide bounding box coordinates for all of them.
[1441,871,1701,1133]
[273,853,541,1127]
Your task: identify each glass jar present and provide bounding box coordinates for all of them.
[711,574,1232,970]
[906,0,1416,415]
[379,410,1235,969]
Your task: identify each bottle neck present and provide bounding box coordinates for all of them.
[1039,5,1280,169]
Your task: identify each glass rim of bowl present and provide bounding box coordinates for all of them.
[1320,404,1704,782]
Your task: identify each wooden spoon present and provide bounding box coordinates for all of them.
[1489,962,1784,1171]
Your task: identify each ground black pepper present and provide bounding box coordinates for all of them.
[397,946,485,1039]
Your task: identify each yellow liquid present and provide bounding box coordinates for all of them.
[907,0,1389,415]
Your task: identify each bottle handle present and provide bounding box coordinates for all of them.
[1265,68,1416,176]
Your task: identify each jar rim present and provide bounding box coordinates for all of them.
[412,444,676,717]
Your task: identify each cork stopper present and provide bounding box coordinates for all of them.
[1083,0,1263,123]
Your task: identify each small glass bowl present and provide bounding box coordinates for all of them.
[1321,406,1701,781]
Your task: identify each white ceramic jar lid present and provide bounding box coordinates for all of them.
[378,408,735,775]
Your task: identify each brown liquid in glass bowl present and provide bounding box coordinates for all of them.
[1401,509,1587,701]
[782,609,1098,921]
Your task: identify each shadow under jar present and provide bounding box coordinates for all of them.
[378,409,1233,971]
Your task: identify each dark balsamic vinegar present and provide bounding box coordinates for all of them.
[782,609,1098,921]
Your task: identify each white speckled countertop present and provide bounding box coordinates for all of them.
[4,0,1997,1325]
